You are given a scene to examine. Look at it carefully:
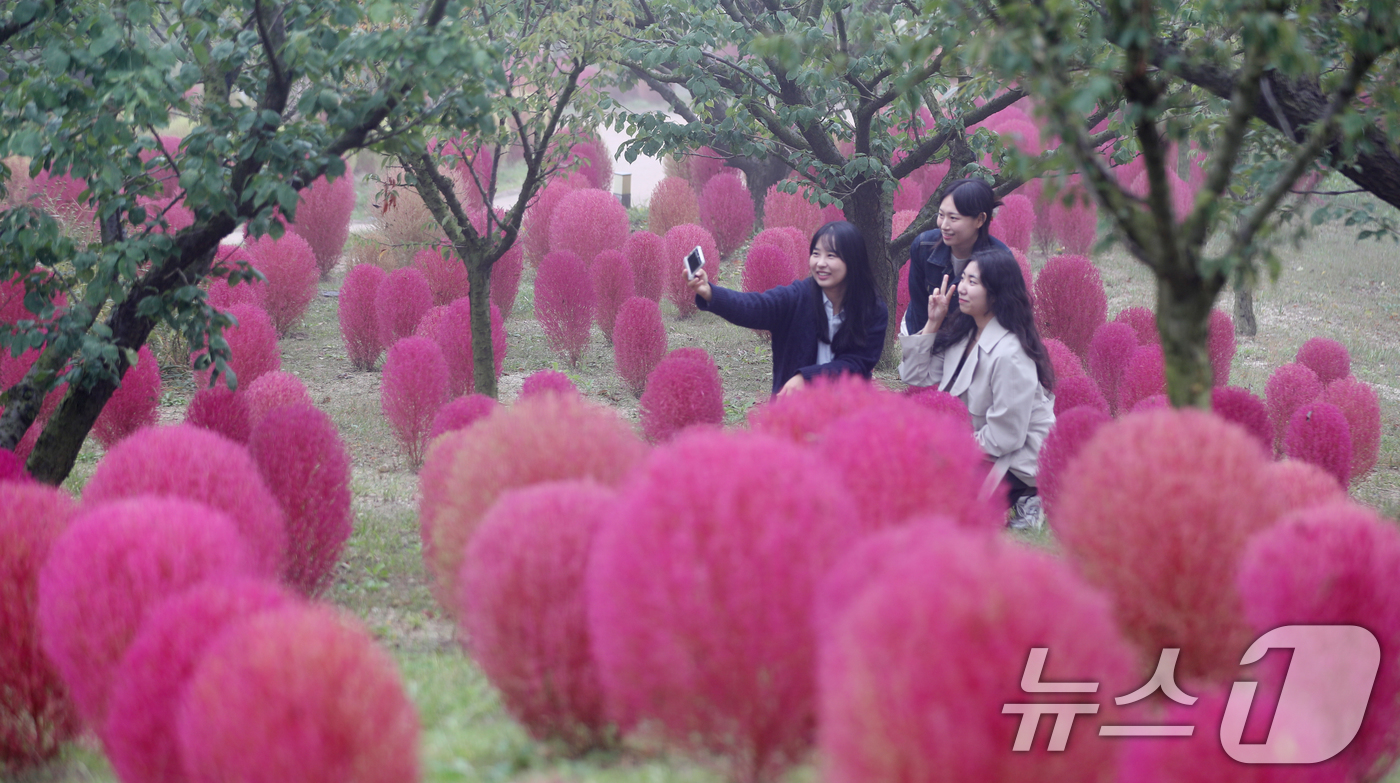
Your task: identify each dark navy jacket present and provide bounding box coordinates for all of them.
[697,278,889,396]
[904,229,1011,335]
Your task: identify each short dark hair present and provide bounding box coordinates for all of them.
[944,178,1002,250]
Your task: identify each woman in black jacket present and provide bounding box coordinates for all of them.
[687,221,888,396]
[904,178,1012,336]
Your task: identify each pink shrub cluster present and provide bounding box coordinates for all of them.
[639,350,724,443]
[493,245,525,320]
[208,247,267,310]
[1284,402,1352,487]
[550,189,630,266]
[1115,306,1158,344]
[290,172,356,278]
[1208,309,1235,386]
[741,243,795,295]
[186,385,252,444]
[459,481,614,749]
[535,251,595,366]
[1032,254,1106,357]
[416,297,505,397]
[177,604,420,783]
[242,370,312,428]
[375,267,434,349]
[523,180,575,267]
[1053,376,1109,417]
[381,337,448,469]
[339,263,387,370]
[1043,337,1084,380]
[750,227,807,274]
[663,224,720,319]
[1296,337,1351,385]
[566,134,613,191]
[521,370,578,400]
[748,374,894,443]
[896,263,911,327]
[763,185,822,236]
[411,248,470,307]
[699,172,754,259]
[246,232,319,335]
[1046,191,1097,255]
[428,394,498,441]
[589,250,635,344]
[996,194,1035,254]
[623,231,666,303]
[588,430,864,783]
[92,345,161,449]
[1265,362,1323,453]
[1320,376,1381,482]
[195,303,281,389]
[1086,321,1136,413]
[613,297,668,397]
[1210,386,1273,455]
[647,177,700,237]
[1038,406,1111,523]
[1117,344,1166,414]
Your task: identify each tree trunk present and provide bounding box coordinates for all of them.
[842,176,899,368]
[1156,266,1221,409]
[467,258,497,399]
[1234,282,1257,337]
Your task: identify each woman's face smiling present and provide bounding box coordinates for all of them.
[958,260,990,320]
[937,194,987,257]
[809,235,848,295]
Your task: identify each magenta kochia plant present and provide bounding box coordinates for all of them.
[1116,344,1166,414]
[549,189,630,266]
[699,172,755,259]
[522,179,576,268]
[92,345,161,449]
[375,267,434,349]
[612,297,668,397]
[1053,375,1110,417]
[1284,402,1353,488]
[1296,337,1352,385]
[748,373,894,443]
[741,244,796,295]
[242,370,313,429]
[1086,321,1136,414]
[1210,386,1273,455]
[412,247,471,307]
[535,250,595,367]
[761,184,822,237]
[338,263,387,371]
[589,249,635,344]
[1265,361,1323,454]
[1114,305,1158,345]
[1032,254,1106,358]
[208,247,267,310]
[623,230,666,303]
[380,336,449,470]
[647,176,700,238]
[1207,309,1236,386]
[996,193,1035,254]
[289,171,356,279]
[192,303,281,389]
[639,349,724,443]
[1043,337,1085,380]
[492,243,525,321]
[662,224,721,319]
[245,232,319,336]
[1320,375,1382,483]
[520,370,578,401]
[428,394,499,441]
[417,297,505,397]
[185,385,253,444]
[1037,405,1111,523]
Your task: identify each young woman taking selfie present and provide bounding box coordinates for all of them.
[898,246,1056,528]
[687,221,888,397]
[903,178,1012,336]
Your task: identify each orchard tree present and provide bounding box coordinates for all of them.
[0,0,498,483]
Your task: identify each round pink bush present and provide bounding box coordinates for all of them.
[208,248,267,310]
[1053,375,1110,417]
[662,224,720,319]
[411,248,470,307]
[92,345,161,449]
[419,394,647,611]
[1117,343,1166,414]
[819,525,1138,783]
[699,172,754,259]
[903,386,970,425]
[1032,254,1106,357]
[811,518,956,640]
[492,245,525,321]
[1211,385,1273,455]
[290,172,356,278]
[535,250,595,367]
[996,193,1035,254]
[242,370,312,429]
[1114,306,1158,345]
[1207,309,1235,386]
[750,226,806,271]
[82,424,286,575]
[427,394,498,441]
[1038,406,1111,523]
[646,177,699,238]
[102,578,295,783]
[0,484,78,768]
[748,374,895,443]
[1266,362,1323,453]
[338,263,386,370]
[37,498,257,727]
[417,297,505,397]
[1046,192,1097,255]
[381,336,448,469]
[246,232,319,335]
[520,370,578,400]
[1055,408,1298,680]
[1284,402,1352,487]
[375,266,434,348]
[523,179,575,267]
[459,481,614,749]
[623,230,666,303]
[194,303,281,389]
[177,604,420,783]
[566,133,613,190]
[1086,321,1137,413]
[639,351,724,443]
[1296,337,1351,385]
[613,297,668,398]
[185,385,252,444]
[741,243,796,294]
[589,249,635,343]
[249,404,352,595]
[1043,337,1085,380]
[1320,376,1381,482]
[549,189,630,266]
[762,184,822,236]
[588,429,864,782]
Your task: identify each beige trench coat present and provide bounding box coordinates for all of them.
[897,317,1056,499]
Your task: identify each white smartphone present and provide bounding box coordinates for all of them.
[684,245,705,280]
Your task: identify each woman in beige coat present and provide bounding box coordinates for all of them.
[897,247,1056,528]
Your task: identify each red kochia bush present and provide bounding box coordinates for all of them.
[1032,254,1106,357]
[417,297,505,397]
[997,193,1035,254]
[37,498,256,727]
[1284,402,1352,487]
[639,351,724,443]
[762,185,822,236]
[1053,375,1110,417]
[588,430,864,783]
[565,133,613,190]
[647,177,700,238]
[623,231,667,303]
[903,386,971,425]
[411,248,470,307]
[339,263,387,370]
[750,227,806,273]
[208,247,267,310]
[1086,321,1137,413]
[249,404,352,595]
[418,393,647,611]
[1131,394,1169,413]
[428,394,499,441]
[381,337,449,469]
[742,243,796,294]
[521,370,578,400]
[535,251,595,366]
[1046,192,1097,255]
[290,172,356,279]
[748,374,894,443]
[1266,362,1323,453]
[246,232,319,335]
[493,244,525,320]
[1038,406,1111,523]
[699,172,755,259]
[1117,344,1166,414]
[1115,306,1158,345]
[243,370,312,429]
[613,297,668,398]
[1208,309,1235,385]
[589,250,635,344]
[459,481,615,749]
[194,303,281,389]
[177,605,420,783]
[82,424,286,576]
[1043,337,1085,380]
[663,224,720,319]
[0,450,29,484]
[186,385,253,444]
[0,484,78,768]
[1320,376,1381,482]
[1211,386,1273,455]
[92,345,160,449]
[523,179,575,267]
[1296,337,1352,385]
[550,189,630,266]
[375,267,434,348]
[819,526,1138,783]
[103,579,295,783]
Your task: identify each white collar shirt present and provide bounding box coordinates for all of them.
[816,293,843,365]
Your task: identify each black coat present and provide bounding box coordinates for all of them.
[903,229,1012,335]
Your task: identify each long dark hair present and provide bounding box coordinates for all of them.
[930,246,1055,391]
[808,221,881,355]
[938,178,1002,251]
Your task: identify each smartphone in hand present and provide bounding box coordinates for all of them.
[684,245,705,280]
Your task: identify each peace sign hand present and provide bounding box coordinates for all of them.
[921,274,954,335]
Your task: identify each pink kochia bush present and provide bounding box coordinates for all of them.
[523,179,575,267]
[750,227,807,274]
[92,345,160,449]
[208,247,267,310]
[176,604,421,783]
[535,251,595,366]
[588,430,865,783]
[1115,306,1158,345]
[762,184,822,236]
[289,172,356,278]
[699,172,755,259]
[492,244,525,321]
[647,177,701,238]
[520,370,578,400]
[1046,191,1098,255]
[416,297,506,397]
[590,250,635,343]
[996,193,1035,253]
[339,263,387,370]
[1053,375,1110,417]
[194,303,281,389]
[1038,406,1111,523]
[613,297,667,398]
[904,386,971,425]
[249,404,353,595]
[1265,362,1323,453]
[381,337,449,469]
[1117,344,1166,414]
[1320,376,1381,482]
[37,498,256,727]
[102,578,294,783]
[639,349,724,443]
[818,524,1138,783]
[1032,254,1106,357]
[459,481,615,749]
[0,484,78,768]
[1210,386,1273,455]
[1296,337,1351,385]
[1207,309,1235,385]
[550,189,630,267]
[663,224,720,318]
[418,393,647,611]
[412,248,471,307]
[246,232,319,335]
[1086,321,1137,413]
[1043,337,1085,379]
[748,374,894,443]
[623,230,666,303]
[1284,402,1353,488]
[375,267,434,348]
[185,385,253,444]
[428,394,498,441]
[742,243,796,294]
[242,370,312,429]
[82,424,287,575]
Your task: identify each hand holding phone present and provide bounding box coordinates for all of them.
[684,245,705,280]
